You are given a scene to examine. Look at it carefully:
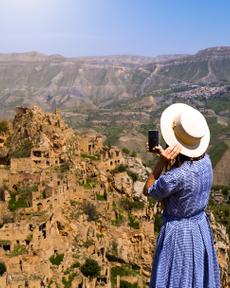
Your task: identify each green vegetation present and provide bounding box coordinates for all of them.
[0,121,8,133]
[96,192,107,201]
[83,239,94,248]
[11,139,32,158]
[80,258,101,278]
[147,197,157,209]
[9,244,28,257]
[209,142,228,168]
[82,201,98,221]
[208,185,230,237]
[69,199,79,206]
[119,198,144,212]
[104,125,124,146]
[127,170,138,182]
[154,214,163,234]
[113,146,136,158]
[8,193,28,211]
[8,184,37,212]
[111,210,124,226]
[122,147,130,155]
[207,98,230,114]
[138,123,155,136]
[130,151,137,157]
[128,214,140,229]
[112,164,127,173]
[62,272,77,288]
[80,177,98,189]
[111,265,139,288]
[0,240,11,245]
[0,262,6,276]
[207,117,230,147]
[120,281,138,288]
[49,253,64,266]
[81,153,100,161]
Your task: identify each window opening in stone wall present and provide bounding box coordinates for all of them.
[33,151,42,157]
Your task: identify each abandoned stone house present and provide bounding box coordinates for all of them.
[96,146,124,172]
[0,107,135,287]
[0,222,32,254]
[78,134,103,155]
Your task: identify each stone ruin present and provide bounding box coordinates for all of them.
[0,106,227,287]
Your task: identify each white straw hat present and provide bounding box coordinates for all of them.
[160,103,210,157]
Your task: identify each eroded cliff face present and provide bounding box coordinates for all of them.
[1,47,230,115]
[209,212,230,287]
[0,106,228,288]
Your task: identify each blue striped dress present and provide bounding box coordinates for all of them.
[148,154,221,288]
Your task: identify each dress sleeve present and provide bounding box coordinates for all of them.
[147,169,179,201]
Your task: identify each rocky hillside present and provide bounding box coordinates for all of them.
[1,48,230,175]
[0,106,228,287]
[0,47,230,115]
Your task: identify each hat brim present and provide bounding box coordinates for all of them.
[160,103,210,158]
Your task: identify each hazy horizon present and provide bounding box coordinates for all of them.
[1,0,230,57]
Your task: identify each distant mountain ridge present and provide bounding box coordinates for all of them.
[1,46,230,115]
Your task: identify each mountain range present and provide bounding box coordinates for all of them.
[0,46,230,115]
[0,47,230,185]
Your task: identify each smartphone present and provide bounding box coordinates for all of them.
[148,130,159,152]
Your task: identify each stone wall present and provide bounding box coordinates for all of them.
[79,134,103,155]
[10,158,35,174]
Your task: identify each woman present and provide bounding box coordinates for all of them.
[143,103,220,288]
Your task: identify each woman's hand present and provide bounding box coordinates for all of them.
[156,144,182,162]
[143,144,181,196]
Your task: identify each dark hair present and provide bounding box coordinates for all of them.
[168,153,205,170]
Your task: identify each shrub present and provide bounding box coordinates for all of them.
[111,211,124,226]
[80,258,101,278]
[148,197,157,208]
[8,184,36,212]
[128,215,140,229]
[81,153,100,161]
[62,272,77,288]
[83,239,94,248]
[122,147,130,155]
[112,164,127,173]
[0,121,8,133]
[11,139,32,158]
[127,170,138,182]
[8,193,28,212]
[80,177,98,189]
[120,280,138,288]
[9,244,27,257]
[82,201,98,221]
[111,265,138,288]
[49,253,64,266]
[96,192,107,201]
[119,198,144,212]
[0,262,6,276]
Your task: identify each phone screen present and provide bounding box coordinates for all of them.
[148,130,159,152]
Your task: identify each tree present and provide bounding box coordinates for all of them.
[80,258,101,278]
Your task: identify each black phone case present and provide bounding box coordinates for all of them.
[148,130,159,151]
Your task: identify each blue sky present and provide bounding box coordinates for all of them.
[0,0,230,57]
